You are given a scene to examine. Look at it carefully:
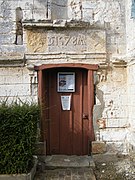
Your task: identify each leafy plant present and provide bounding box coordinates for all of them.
[0,102,40,174]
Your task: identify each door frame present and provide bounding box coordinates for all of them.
[35,63,98,154]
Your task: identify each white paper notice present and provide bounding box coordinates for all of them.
[58,72,75,92]
[61,95,71,110]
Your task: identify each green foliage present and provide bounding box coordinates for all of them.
[0,102,40,174]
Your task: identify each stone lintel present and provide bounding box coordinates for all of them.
[25,52,106,70]
[25,52,106,61]
[0,53,109,69]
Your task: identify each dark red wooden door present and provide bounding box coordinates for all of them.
[44,68,94,155]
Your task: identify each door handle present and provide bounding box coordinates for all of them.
[82,114,88,119]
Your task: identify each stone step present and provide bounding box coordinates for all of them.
[34,167,96,180]
[38,155,95,170]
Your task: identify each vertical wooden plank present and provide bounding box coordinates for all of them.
[38,70,42,105]
[88,70,95,141]
[37,70,47,155]
[70,109,73,154]
[60,98,72,155]
[73,70,83,155]
[49,70,60,154]
[38,70,44,142]
[82,70,89,155]
[44,71,50,154]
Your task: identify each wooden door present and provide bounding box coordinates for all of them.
[43,68,94,155]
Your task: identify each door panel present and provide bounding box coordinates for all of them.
[44,68,92,155]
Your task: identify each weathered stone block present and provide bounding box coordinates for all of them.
[100,128,128,142]
[92,141,106,154]
[33,0,47,9]
[23,9,33,20]
[52,4,67,20]
[106,118,129,128]
[0,84,31,96]
[106,142,128,154]
[0,34,15,45]
[0,22,14,33]
[1,45,25,56]
[82,1,97,9]
[33,9,47,21]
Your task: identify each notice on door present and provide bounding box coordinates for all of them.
[61,95,71,110]
[57,72,75,92]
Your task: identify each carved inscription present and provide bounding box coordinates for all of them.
[26,29,106,53]
[48,35,86,47]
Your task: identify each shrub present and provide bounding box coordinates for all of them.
[0,102,40,174]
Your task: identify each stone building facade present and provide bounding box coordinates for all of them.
[0,0,135,155]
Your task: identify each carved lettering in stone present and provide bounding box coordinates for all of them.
[48,35,86,47]
[26,29,106,53]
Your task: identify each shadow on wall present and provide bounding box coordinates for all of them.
[93,87,105,132]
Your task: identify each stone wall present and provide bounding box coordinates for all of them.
[125,0,135,152]
[127,62,135,153]
[0,67,38,103]
[126,0,135,57]
[94,66,128,154]
[0,0,126,58]
[0,0,132,154]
